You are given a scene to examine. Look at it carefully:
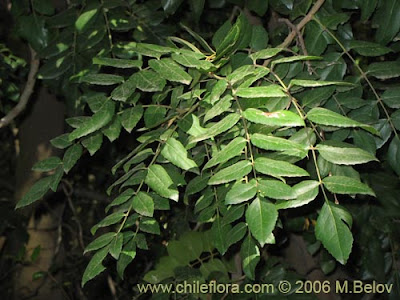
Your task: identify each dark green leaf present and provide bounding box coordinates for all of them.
[63,144,83,174]
[121,106,143,133]
[16,176,52,209]
[32,157,62,172]
[204,137,246,170]
[208,161,252,185]
[315,202,353,264]
[191,113,240,143]
[161,138,198,173]
[93,57,142,68]
[240,235,260,280]
[258,179,295,200]
[225,180,257,205]
[307,108,379,135]
[316,141,377,165]
[323,176,375,196]
[81,74,124,86]
[149,58,192,85]
[82,247,108,287]
[243,109,305,127]
[132,192,154,217]
[235,85,286,98]
[255,157,309,177]
[246,197,278,246]
[69,101,115,141]
[145,165,179,201]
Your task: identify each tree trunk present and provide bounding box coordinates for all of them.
[13,86,66,300]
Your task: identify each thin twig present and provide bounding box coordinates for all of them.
[278,17,313,74]
[263,0,325,67]
[279,0,325,49]
[0,47,39,129]
[62,180,85,250]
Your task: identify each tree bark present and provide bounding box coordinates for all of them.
[13,86,66,300]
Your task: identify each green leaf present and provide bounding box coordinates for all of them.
[348,40,392,57]
[275,180,320,209]
[255,157,309,178]
[240,235,260,280]
[102,116,122,142]
[161,138,198,173]
[246,198,278,246]
[121,106,143,133]
[17,15,48,50]
[140,217,160,235]
[388,136,400,176]
[191,113,240,143]
[111,78,136,102]
[323,176,375,196]
[226,222,247,249]
[367,61,400,80]
[91,211,126,235]
[16,176,52,209]
[32,157,62,172]
[215,16,241,59]
[81,133,103,156]
[203,137,247,170]
[382,88,400,108]
[373,0,400,45]
[272,56,322,66]
[251,133,308,158]
[69,101,115,141]
[81,74,124,86]
[212,216,230,255]
[227,65,260,86]
[257,179,295,200]
[63,144,83,174]
[49,166,64,192]
[106,189,135,212]
[223,205,245,225]
[305,21,328,56]
[289,79,352,88]
[131,70,166,92]
[315,202,353,264]
[250,25,269,50]
[235,85,286,98]
[82,246,108,287]
[204,95,233,123]
[50,134,72,149]
[307,108,379,135]
[149,58,192,85]
[117,238,136,279]
[358,0,377,21]
[145,165,179,201]
[225,180,257,205]
[247,0,268,16]
[84,232,116,254]
[132,192,154,217]
[249,48,283,62]
[316,141,377,165]
[171,53,213,70]
[208,161,252,185]
[210,80,228,104]
[75,8,98,32]
[243,109,305,127]
[144,107,167,128]
[109,232,124,260]
[93,57,142,68]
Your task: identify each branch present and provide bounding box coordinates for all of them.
[279,0,325,49]
[0,47,40,129]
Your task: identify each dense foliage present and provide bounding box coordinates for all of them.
[2,0,400,299]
